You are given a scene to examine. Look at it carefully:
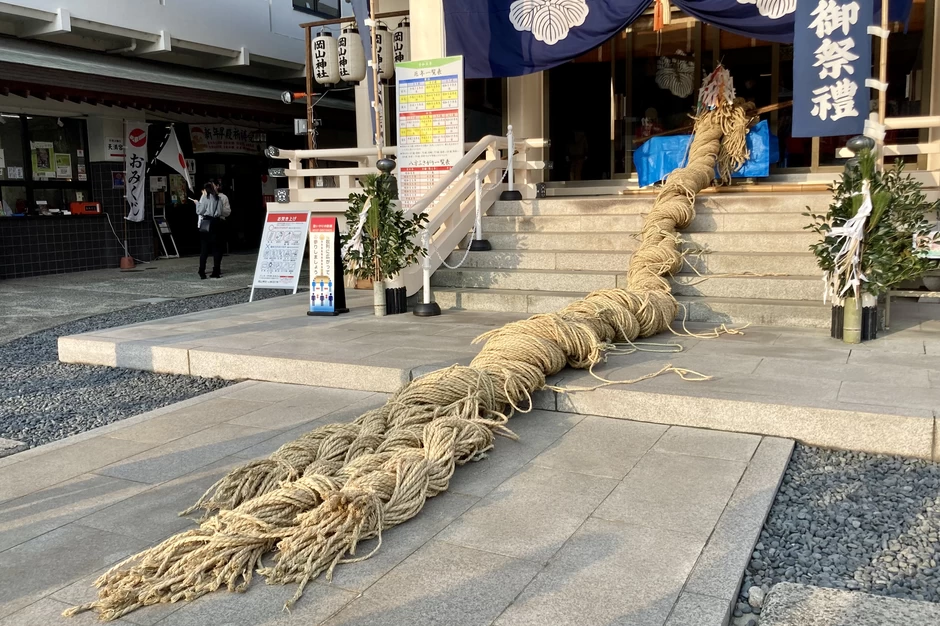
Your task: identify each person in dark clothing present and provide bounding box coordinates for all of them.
[190,182,223,279]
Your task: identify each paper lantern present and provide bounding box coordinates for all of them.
[393,19,411,66]
[374,23,394,81]
[338,26,366,83]
[313,31,339,86]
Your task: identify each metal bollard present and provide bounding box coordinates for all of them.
[413,228,441,317]
[470,169,492,251]
[499,125,523,201]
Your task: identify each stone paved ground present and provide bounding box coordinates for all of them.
[0,382,792,626]
[0,254,265,344]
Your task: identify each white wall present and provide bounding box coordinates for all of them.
[8,0,357,64]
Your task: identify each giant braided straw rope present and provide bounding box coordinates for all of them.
[66,82,750,623]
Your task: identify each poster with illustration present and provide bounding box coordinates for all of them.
[30,142,54,179]
[169,174,186,205]
[55,153,72,178]
[112,171,126,189]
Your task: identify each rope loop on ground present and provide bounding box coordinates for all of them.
[66,70,752,622]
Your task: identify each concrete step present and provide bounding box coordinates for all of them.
[469,231,819,253]
[434,268,619,293]
[489,193,831,216]
[761,583,940,626]
[430,287,831,327]
[433,268,822,301]
[482,212,810,233]
[444,250,820,275]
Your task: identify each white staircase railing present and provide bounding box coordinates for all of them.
[266,131,548,297]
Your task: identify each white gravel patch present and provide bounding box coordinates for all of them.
[0,289,282,448]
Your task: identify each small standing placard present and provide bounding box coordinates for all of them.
[250,211,312,302]
[308,217,349,316]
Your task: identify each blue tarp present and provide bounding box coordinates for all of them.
[634,120,778,188]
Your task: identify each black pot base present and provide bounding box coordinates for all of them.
[469,239,492,251]
[499,190,523,201]
[413,302,442,317]
[831,305,878,341]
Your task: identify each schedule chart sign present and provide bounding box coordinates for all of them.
[250,211,311,301]
[395,56,465,210]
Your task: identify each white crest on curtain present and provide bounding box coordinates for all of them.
[736,0,797,20]
[656,54,695,98]
[508,0,590,45]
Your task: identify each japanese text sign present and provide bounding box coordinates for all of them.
[125,122,148,223]
[251,211,311,293]
[396,56,465,211]
[189,125,262,154]
[309,217,344,315]
[793,0,873,138]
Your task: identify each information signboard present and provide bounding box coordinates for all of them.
[395,56,465,210]
[250,211,311,301]
[792,0,872,138]
[308,217,348,316]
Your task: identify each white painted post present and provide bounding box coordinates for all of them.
[470,168,491,251]
[474,170,483,240]
[423,229,431,302]
[506,125,515,192]
[499,125,522,201]
[413,227,441,316]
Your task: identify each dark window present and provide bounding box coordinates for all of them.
[0,114,90,215]
[292,0,340,19]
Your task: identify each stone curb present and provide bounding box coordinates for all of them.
[760,582,940,625]
[0,438,28,459]
[56,336,940,461]
[681,437,794,623]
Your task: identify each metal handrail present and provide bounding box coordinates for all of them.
[266,130,548,300]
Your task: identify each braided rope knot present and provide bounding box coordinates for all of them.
[67,93,750,622]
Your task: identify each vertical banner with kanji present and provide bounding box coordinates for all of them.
[395,56,465,210]
[308,217,349,316]
[125,121,148,222]
[792,0,873,138]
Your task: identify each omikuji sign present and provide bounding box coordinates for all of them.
[792,0,873,138]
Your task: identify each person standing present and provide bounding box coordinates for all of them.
[567,130,589,181]
[191,182,223,279]
[214,179,232,262]
[215,180,232,220]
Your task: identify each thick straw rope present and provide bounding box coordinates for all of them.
[67,77,750,622]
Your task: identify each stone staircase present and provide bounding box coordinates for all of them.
[431,192,832,327]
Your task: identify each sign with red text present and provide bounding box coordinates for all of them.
[125,121,148,222]
[308,217,348,316]
[190,125,263,154]
[395,56,464,209]
[251,211,312,293]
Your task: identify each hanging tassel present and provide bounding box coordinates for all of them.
[654,0,664,32]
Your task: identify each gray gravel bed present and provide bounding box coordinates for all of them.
[0,288,283,449]
[736,445,940,621]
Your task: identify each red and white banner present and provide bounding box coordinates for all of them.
[155,126,192,190]
[124,121,148,223]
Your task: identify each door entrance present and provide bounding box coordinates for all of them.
[547,61,611,182]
